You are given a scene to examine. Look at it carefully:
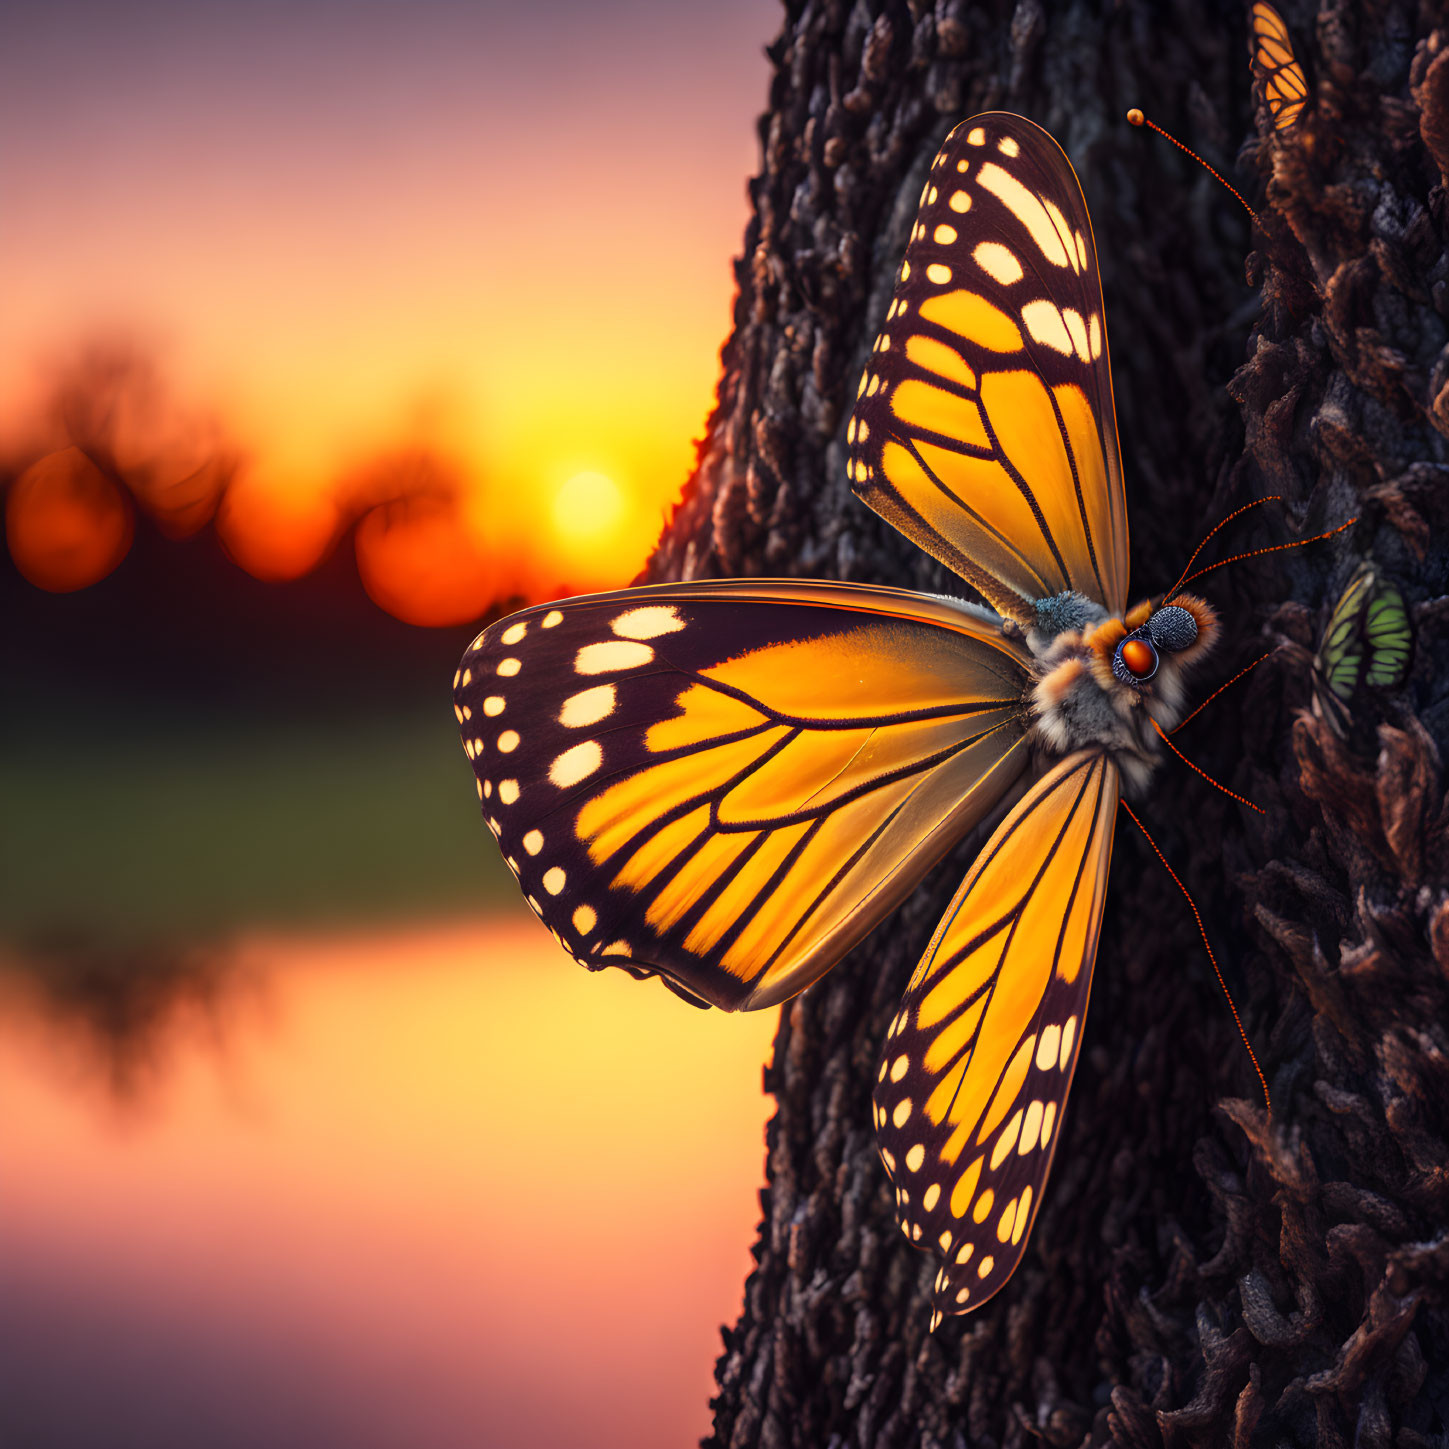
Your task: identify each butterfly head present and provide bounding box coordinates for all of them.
[1031,593,1218,775]
[1099,594,1218,722]
[1109,602,1208,684]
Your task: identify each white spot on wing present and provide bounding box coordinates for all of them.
[1036,1024,1061,1070]
[559,685,616,728]
[522,829,544,855]
[997,136,1019,157]
[1012,1185,1032,1245]
[1059,1016,1077,1070]
[977,162,1071,268]
[1021,299,1074,354]
[542,866,566,895]
[497,658,522,676]
[542,610,563,628]
[498,780,519,804]
[500,622,527,645]
[572,904,596,934]
[1063,307,1091,362]
[550,740,603,787]
[611,606,685,640]
[575,641,654,674]
[972,241,1024,286]
[484,696,505,716]
[497,730,519,753]
[1020,1099,1044,1154]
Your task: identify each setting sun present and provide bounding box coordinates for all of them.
[553,470,624,544]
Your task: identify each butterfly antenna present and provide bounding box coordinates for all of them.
[1126,109,1259,225]
[1172,652,1274,734]
[1120,800,1271,1118]
[1170,516,1358,594]
[1151,718,1264,814]
[1165,496,1284,600]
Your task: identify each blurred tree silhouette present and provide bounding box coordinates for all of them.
[646,1,1449,1443]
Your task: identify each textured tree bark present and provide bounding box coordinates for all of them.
[646,2,1449,1444]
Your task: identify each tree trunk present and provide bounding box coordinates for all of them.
[646,2,1449,1445]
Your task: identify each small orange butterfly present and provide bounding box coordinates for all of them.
[455,113,1224,1324]
[1250,2,1309,132]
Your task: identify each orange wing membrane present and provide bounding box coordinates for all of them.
[455,580,1034,1011]
[848,112,1130,622]
[873,750,1119,1324]
[455,110,1235,1325]
[1250,2,1308,131]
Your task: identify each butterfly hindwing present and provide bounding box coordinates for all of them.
[848,112,1130,623]
[455,580,1035,1011]
[872,749,1119,1321]
[1362,580,1412,689]
[1250,2,1308,132]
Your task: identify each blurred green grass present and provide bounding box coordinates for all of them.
[1,707,512,945]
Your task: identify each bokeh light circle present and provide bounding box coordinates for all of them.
[216,473,340,582]
[5,447,134,592]
[354,495,495,627]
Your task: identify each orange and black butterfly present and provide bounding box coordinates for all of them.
[1250,2,1308,132]
[455,113,1221,1326]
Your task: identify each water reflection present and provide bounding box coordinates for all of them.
[3,934,252,1103]
[0,915,778,1449]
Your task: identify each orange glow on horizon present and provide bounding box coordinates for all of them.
[1,2,771,620]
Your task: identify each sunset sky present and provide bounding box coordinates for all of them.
[3,0,776,609]
[3,5,787,1445]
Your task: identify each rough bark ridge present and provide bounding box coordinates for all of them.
[646,3,1449,1445]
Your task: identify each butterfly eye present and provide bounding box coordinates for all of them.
[1146,605,1198,653]
[1115,636,1158,683]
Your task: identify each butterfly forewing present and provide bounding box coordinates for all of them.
[455,580,1034,1011]
[848,112,1130,622]
[873,749,1119,1321]
[1250,3,1308,131]
[1316,566,1375,706]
